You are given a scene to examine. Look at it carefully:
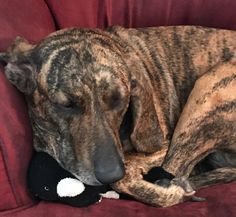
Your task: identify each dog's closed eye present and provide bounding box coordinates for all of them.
[52,98,85,115]
[103,90,123,110]
[109,91,122,108]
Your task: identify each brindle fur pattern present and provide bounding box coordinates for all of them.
[0,26,236,207]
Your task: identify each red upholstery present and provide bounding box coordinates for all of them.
[46,0,236,29]
[0,0,235,216]
[0,0,54,213]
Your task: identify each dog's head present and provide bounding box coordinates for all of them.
[0,28,166,185]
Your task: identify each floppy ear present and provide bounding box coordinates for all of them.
[0,37,36,95]
[129,79,167,153]
[0,53,9,63]
[4,61,37,95]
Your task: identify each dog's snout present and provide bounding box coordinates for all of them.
[94,138,125,184]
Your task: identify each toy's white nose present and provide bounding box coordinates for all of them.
[57,178,85,197]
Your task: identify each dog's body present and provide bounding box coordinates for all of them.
[0,26,236,207]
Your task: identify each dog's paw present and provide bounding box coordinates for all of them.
[154,177,196,207]
[170,177,195,195]
[159,184,191,207]
[169,177,206,202]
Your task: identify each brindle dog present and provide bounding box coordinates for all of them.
[0,26,236,207]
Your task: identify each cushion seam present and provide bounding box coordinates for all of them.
[44,0,60,30]
[0,138,19,207]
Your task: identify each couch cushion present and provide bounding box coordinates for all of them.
[1,181,236,217]
[0,0,55,211]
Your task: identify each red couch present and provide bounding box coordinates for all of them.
[0,1,236,216]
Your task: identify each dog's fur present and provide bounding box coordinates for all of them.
[0,26,236,207]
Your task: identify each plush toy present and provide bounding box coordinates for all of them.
[27,152,185,207]
[27,152,119,207]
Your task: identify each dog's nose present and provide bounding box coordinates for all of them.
[95,160,125,184]
[94,139,125,184]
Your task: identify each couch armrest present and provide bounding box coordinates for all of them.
[0,0,55,212]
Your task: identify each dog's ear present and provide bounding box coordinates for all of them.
[129,79,167,153]
[0,53,10,63]
[0,37,37,95]
[4,61,37,95]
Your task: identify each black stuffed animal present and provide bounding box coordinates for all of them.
[27,152,119,207]
[27,152,187,207]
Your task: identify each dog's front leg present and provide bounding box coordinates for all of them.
[111,149,195,207]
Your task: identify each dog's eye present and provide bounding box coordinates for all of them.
[61,101,74,108]
[104,91,122,109]
[56,100,76,109]
[53,98,85,114]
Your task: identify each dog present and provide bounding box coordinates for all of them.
[0,26,236,207]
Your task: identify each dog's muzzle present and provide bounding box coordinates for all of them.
[94,137,125,184]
